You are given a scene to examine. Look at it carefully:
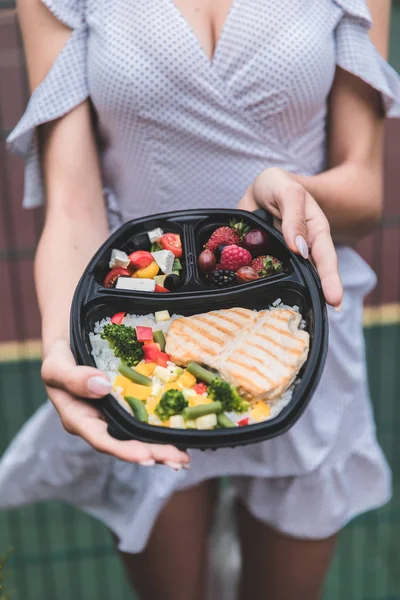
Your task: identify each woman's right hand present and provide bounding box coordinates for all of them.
[41,340,190,469]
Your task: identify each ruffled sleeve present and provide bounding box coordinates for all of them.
[333,0,400,118]
[6,0,89,208]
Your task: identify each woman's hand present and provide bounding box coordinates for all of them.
[41,340,190,469]
[238,168,343,308]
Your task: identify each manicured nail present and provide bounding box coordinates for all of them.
[165,461,183,471]
[295,235,309,259]
[334,301,343,313]
[87,376,112,395]
[140,459,155,467]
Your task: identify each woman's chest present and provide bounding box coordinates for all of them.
[86,0,340,138]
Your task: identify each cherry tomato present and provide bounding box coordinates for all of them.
[129,250,153,270]
[103,267,131,288]
[238,418,249,427]
[111,312,125,325]
[161,233,182,258]
[193,382,208,394]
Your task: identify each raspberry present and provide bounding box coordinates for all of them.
[205,227,240,253]
[251,255,283,277]
[220,245,252,271]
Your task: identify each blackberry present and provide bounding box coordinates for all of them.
[210,269,236,287]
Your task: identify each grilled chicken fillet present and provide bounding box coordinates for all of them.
[165,307,309,401]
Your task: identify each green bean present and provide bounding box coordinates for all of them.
[217,413,235,428]
[125,396,149,423]
[119,363,152,386]
[186,362,217,384]
[183,401,222,421]
[153,330,166,352]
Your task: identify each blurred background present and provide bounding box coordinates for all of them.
[1,2,400,599]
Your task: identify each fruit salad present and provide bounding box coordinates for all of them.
[103,228,183,292]
[198,220,284,287]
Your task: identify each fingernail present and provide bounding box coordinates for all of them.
[87,376,112,395]
[140,459,155,467]
[165,461,183,471]
[295,235,309,259]
[182,463,191,470]
[334,301,343,313]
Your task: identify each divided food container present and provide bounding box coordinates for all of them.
[70,209,328,449]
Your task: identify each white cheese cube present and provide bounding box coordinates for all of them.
[109,249,130,269]
[169,415,186,429]
[182,388,197,401]
[115,277,156,292]
[196,414,217,430]
[152,380,163,398]
[151,250,175,275]
[147,228,164,243]
[153,366,175,383]
[155,310,171,323]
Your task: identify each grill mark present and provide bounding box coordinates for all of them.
[246,343,292,374]
[256,332,303,355]
[181,322,224,352]
[224,366,266,395]
[267,323,299,341]
[214,313,245,327]
[229,357,275,385]
[194,316,234,336]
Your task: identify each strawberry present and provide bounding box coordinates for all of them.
[204,220,250,253]
[251,255,283,277]
[220,245,252,271]
[205,227,240,253]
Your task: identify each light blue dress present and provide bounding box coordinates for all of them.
[1,0,400,553]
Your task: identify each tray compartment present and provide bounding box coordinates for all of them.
[193,213,294,288]
[92,218,190,292]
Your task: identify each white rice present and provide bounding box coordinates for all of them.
[89,307,305,425]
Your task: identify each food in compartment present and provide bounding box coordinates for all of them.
[199,219,283,288]
[89,304,309,430]
[102,228,183,291]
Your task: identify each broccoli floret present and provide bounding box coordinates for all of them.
[101,323,143,367]
[155,390,188,422]
[208,378,250,413]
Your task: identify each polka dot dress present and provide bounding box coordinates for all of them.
[2,0,399,551]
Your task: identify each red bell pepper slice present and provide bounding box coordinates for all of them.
[155,351,170,367]
[193,382,208,394]
[136,326,153,343]
[155,284,170,293]
[238,418,249,427]
[143,343,161,362]
[111,312,125,325]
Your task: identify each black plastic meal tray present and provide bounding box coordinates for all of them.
[70,208,328,449]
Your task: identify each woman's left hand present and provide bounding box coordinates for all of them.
[238,168,343,308]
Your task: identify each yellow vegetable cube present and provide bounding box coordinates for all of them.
[250,401,271,422]
[136,362,156,376]
[146,396,159,416]
[133,261,160,279]
[124,382,152,401]
[163,382,181,392]
[189,395,213,407]
[177,371,197,389]
[113,374,131,394]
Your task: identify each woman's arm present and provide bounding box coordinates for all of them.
[16,0,188,467]
[291,0,391,240]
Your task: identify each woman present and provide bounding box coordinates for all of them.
[1,0,399,598]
